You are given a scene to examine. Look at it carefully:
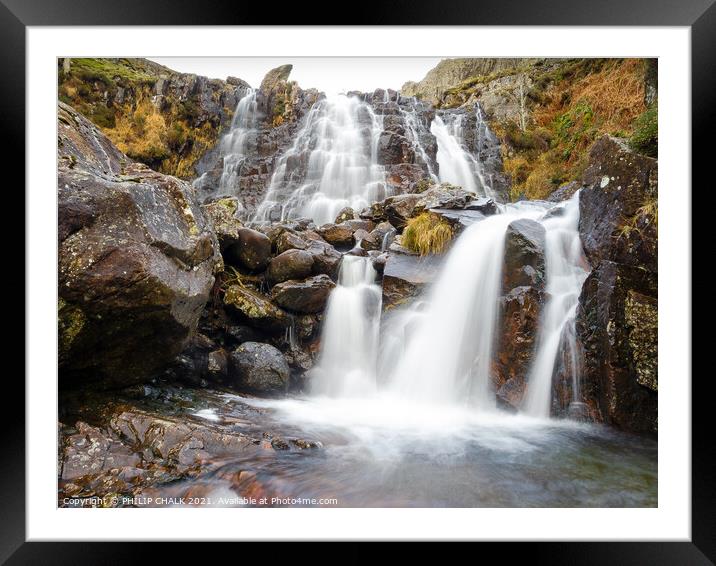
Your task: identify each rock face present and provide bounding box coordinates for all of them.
[230,342,290,394]
[575,136,658,434]
[401,58,542,105]
[58,102,220,389]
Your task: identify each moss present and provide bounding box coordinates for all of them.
[402,212,454,256]
[629,103,658,157]
[58,299,87,357]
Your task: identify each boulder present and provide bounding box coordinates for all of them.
[275,230,342,280]
[413,183,478,213]
[382,252,442,310]
[57,102,220,389]
[270,275,335,313]
[230,342,290,394]
[317,222,355,247]
[493,286,545,410]
[223,228,271,271]
[503,219,546,291]
[200,197,243,248]
[223,284,291,332]
[266,249,315,284]
[334,207,356,224]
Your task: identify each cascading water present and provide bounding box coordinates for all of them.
[310,255,382,397]
[193,88,259,199]
[522,193,590,418]
[385,204,545,408]
[430,107,493,198]
[400,98,439,182]
[253,94,386,225]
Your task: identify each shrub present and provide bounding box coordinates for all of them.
[629,104,658,157]
[402,213,454,256]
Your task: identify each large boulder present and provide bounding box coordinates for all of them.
[503,218,546,290]
[270,275,335,313]
[57,102,220,389]
[230,342,290,394]
[493,286,545,410]
[223,228,271,271]
[266,249,315,284]
[575,136,658,434]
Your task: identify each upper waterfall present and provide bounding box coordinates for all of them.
[253,94,387,225]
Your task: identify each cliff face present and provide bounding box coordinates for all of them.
[401,58,543,105]
[58,58,247,179]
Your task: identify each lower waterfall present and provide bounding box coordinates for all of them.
[309,193,588,418]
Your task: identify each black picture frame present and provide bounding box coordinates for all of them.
[8,0,710,561]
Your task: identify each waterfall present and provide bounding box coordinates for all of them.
[400,99,439,182]
[430,108,493,198]
[310,256,383,397]
[522,193,590,417]
[211,89,259,196]
[385,207,542,408]
[254,94,387,225]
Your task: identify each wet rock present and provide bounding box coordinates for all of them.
[270,275,335,314]
[57,102,220,388]
[579,136,658,272]
[274,230,342,280]
[382,252,442,310]
[201,197,243,248]
[548,180,581,203]
[465,197,499,215]
[224,228,271,271]
[60,422,141,480]
[334,207,356,223]
[429,208,487,233]
[343,219,375,233]
[576,261,657,434]
[317,223,355,247]
[413,183,478,213]
[503,218,546,290]
[266,249,315,284]
[207,349,229,381]
[377,131,414,165]
[223,284,291,332]
[230,342,290,394]
[494,286,545,410]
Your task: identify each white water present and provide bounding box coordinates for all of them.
[523,193,590,417]
[430,109,493,198]
[385,204,545,408]
[400,99,439,182]
[254,94,386,225]
[307,194,587,420]
[209,89,259,197]
[310,256,382,397]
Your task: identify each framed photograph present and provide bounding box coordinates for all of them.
[10,0,710,560]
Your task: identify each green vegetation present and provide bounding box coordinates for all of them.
[629,103,658,158]
[402,212,454,256]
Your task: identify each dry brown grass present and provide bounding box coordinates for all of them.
[402,212,454,256]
